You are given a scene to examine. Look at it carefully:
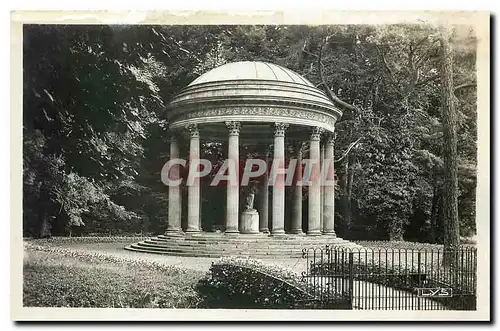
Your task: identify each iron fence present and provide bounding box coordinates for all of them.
[300,245,477,310]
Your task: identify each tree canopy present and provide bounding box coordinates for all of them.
[23,24,477,242]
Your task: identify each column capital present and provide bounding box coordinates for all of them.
[310,127,324,141]
[226,121,241,136]
[273,122,289,137]
[186,124,199,138]
[169,134,177,143]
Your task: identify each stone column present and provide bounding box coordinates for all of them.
[186,124,200,233]
[323,134,336,236]
[291,142,304,234]
[166,135,182,234]
[259,147,271,233]
[308,127,323,236]
[225,121,240,234]
[271,122,288,235]
[320,143,325,233]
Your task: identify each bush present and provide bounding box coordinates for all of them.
[196,257,350,309]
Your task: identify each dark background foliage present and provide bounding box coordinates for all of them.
[23,24,477,242]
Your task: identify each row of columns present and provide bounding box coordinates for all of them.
[166,122,336,236]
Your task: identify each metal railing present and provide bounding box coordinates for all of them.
[301,245,477,310]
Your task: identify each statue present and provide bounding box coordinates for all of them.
[244,182,258,211]
[240,181,260,234]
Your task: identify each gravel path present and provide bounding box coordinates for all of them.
[40,241,309,272]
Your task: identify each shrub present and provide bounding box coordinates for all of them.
[196,257,350,309]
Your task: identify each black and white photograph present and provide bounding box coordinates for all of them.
[10,10,490,321]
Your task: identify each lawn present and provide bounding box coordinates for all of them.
[23,244,206,308]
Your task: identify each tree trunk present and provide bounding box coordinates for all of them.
[36,181,52,238]
[38,215,51,238]
[347,154,355,201]
[389,228,404,242]
[343,159,352,230]
[430,185,439,243]
[440,32,460,267]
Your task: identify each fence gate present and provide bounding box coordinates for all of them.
[301,245,477,310]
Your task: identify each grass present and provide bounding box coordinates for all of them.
[23,246,206,308]
[355,241,444,250]
[354,240,476,250]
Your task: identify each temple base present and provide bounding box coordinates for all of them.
[126,232,359,258]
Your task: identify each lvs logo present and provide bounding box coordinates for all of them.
[416,288,453,297]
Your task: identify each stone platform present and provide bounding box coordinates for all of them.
[125,232,359,258]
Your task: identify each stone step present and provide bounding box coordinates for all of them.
[127,244,305,257]
[134,243,305,254]
[125,234,360,258]
[152,240,340,246]
[153,237,343,244]
[142,240,349,250]
[155,234,342,242]
[134,242,317,251]
[150,237,351,244]
[146,237,356,246]
[147,236,348,243]
[130,243,357,255]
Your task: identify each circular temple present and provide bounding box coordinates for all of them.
[167,61,343,135]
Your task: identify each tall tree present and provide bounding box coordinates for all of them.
[439,28,461,261]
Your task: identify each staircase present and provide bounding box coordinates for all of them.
[125,233,360,258]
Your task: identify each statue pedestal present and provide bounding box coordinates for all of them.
[240,209,260,234]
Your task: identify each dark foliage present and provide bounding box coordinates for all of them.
[196,258,350,309]
[23,24,477,242]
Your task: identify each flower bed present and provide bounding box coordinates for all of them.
[23,243,205,308]
[24,242,184,274]
[24,235,151,244]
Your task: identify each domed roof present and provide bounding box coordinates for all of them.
[189,61,314,87]
[168,61,343,135]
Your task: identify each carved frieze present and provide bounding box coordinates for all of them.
[171,106,337,129]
